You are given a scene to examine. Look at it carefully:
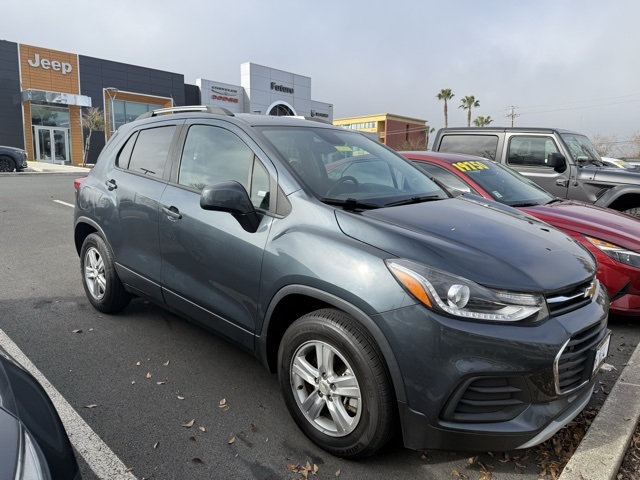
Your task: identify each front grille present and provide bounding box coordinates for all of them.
[546,280,595,316]
[443,377,529,423]
[554,321,607,394]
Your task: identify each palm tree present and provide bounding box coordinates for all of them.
[459,96,480,127]
[436,89,455,128]
[473,115,493,127]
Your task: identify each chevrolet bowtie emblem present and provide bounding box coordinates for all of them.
[584,281,597,299]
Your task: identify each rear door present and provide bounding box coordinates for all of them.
[158,120,275,348]
[103,121,182,302]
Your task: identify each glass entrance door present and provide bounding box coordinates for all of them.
[34,127,70,164]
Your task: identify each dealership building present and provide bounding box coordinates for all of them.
[0,40,333,166]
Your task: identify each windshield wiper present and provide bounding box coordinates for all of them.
[383,195,441,207]
[321,198,380,210]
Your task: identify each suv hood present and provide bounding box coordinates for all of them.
[335,196,595,292]
[522,201,640,253]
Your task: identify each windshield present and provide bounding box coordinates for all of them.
[259,126,447,207]
[449,159,553,207]
[561,134,602,163]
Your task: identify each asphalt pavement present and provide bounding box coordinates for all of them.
[5,162,640,479]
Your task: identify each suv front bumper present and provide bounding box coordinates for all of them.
[377,283,609,452]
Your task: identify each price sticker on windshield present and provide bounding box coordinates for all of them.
[452,161,489,172]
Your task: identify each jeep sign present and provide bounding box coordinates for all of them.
[28,53,72,75]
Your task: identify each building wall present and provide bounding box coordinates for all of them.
[79,56,186,163]
[0,41,23,149]
[334,114,427,149]
[19,44,83,164]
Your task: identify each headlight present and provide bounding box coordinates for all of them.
[585,236,640,268]
[386,259,548,322]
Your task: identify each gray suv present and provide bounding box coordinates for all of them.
[74,107,609,458]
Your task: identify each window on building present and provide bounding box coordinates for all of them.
[110,100,164,135]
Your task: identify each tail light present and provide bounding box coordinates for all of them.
[74,176,87,192]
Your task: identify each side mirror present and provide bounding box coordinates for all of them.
[546,153,567,173]
[200,181,260,233]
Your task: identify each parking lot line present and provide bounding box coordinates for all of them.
[54,199,75,208]
[0,328,136,480]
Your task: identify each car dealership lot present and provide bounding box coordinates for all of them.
[1,172,637,480]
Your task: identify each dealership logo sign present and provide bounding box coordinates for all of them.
[311,110,329,118]
[271,82,294,94]
[211,85,239,103]
[27,53,72,75]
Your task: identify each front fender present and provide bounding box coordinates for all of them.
[258,284,408,404]
[594,184,640,209]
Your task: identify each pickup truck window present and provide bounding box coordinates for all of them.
[438,135,498,160]
[507,136,559,167]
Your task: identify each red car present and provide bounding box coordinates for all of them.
[402,151,640,316]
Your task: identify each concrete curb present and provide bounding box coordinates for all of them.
[559,342,640,480]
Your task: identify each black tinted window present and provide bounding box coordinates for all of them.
[439,135,498,160]
[179,125,270,209]
[116,131,138,170]
[127,126,176,178]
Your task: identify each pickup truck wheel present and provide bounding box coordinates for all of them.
[80,233,130,313]
[278,309,395,458]
[0,156,15,172]
[623,207,640,218]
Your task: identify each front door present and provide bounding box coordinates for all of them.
[34,126,70,164]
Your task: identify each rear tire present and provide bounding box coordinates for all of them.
[278,309,396,458]
[80,233,130,313]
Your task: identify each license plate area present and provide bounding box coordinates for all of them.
[592,333,611,378]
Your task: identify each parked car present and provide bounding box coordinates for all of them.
[0,346,81,479]
[431,127,640,217]
[74,106,609,458]
[0,145,28,172]
[600,157,640,170]
[402,151,640,316]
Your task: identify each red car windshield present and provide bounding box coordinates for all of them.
[418,159,554,207]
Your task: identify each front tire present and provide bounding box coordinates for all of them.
[278,309,396,458]
[80,233,130,313]
[0,156,15,172]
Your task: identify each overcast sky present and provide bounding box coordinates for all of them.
[4,0,638,145]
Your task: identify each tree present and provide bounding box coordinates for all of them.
[395,137,428,151]
[459,96,480,127]
[82,107,105,166]
[473,115,493,127]
[436,89,455,128]
[591,134,619,157]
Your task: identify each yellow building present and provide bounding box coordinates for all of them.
[334,113,428,150]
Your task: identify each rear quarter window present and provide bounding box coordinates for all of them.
[438,135,499,160]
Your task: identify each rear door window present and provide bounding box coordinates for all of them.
[125,126,176,178]
[438,135,499,160]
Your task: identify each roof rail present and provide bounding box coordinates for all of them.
[290,115,332,125]
[136,105,235,120]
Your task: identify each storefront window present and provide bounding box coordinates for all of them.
[31,105,70,127]
[110,100,163,134]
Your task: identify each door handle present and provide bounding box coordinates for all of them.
[105,179,117,191]
[161,205,182,220]
[555,179,568,187]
